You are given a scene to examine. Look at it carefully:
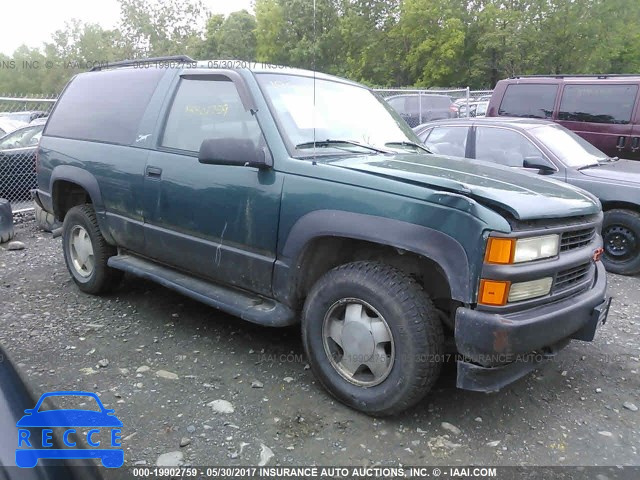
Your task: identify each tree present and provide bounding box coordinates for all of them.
[255,0,340,70]
[118,0,208,57]
[197,10,257,60]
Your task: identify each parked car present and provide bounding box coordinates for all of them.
[30,117,48,126]
[0,110,48,124]
[487,75,640,160]
[36,56,610,415]
[0,124,44,200]
[458,101,489,118]
[414,117,640,275]
[0,117,27,137]
[384,93,454,127]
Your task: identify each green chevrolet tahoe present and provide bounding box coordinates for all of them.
[34,57,611,415]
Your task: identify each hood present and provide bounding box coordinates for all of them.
[328,154,599,221]
[579,159,640,184]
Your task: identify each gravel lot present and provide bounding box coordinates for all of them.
[1,216,639,469]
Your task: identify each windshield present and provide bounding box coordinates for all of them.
[257,73,422,156]
[529,124,607,168]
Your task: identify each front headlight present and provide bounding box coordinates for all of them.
[508,277,553,302]
[486,234,560,264]
[513,235,560,263]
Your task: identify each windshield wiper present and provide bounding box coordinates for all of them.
[295,139,392,154]
[597,156,619,163]
[577,163,600,170]
[385,141,431,153]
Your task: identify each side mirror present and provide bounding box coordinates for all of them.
[523,156,555,174]
[198,138,272,168]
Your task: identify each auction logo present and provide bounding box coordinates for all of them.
[16,391,123,468]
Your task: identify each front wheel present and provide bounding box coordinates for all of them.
[62,205,123,294]
[301,261,444,416]
[602,209,640,275]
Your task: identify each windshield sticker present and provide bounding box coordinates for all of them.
[185,104,229,116]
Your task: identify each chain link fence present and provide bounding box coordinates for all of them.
[0,95,57,213]
[374,88,493,127]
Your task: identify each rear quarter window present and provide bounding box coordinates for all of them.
[498,84,558,119]
[558,84,638,124]
[45,68,165,145]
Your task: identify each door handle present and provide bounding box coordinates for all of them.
[632,137,640,152]
[146,166,162,178]
[616,136,626,150]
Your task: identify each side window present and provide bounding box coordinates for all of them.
[424,126,468,157]
[46,68,165,145]
[558,84,638,124]
[0,128,37,149]
[498,84,558,119]
[405,96,419,113]
[162,77,262,153]
[475,127,540,167]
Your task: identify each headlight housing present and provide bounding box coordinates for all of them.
[486,234,559,264]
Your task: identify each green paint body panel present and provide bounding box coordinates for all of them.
[36,64,601,308]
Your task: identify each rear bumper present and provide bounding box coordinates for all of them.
[455,261,611,392]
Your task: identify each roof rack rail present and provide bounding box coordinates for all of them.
[90,55,196,72]
[509,74,640,79]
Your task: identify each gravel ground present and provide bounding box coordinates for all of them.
[1,217,639,468]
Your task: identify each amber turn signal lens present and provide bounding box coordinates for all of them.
[479,279,510,306]
[485,238,515,264]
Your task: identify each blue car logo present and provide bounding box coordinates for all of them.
[16,391,124,468]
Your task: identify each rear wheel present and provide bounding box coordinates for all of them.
[62,204,123,294]
[302,261,444,416]
[602,209,640,275]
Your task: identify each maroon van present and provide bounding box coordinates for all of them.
[487,75,640,161]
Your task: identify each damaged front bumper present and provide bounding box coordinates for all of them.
[454,261,611,392]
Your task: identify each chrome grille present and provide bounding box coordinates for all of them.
[561,228,596,252]
[554,263,591,292]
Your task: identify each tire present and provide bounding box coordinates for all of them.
[301,261,444,416]
[34,201,61,232]
[0,198,15,244]
[62,204,123,294]
[602,209,640,275]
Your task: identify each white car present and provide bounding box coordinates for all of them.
[0,118,27,137]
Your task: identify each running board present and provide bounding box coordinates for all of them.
[107,255,297,327]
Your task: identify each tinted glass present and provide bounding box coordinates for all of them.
[424,126,468,157]
[406,96,419,112]
[422,96,452,108]
[46,68,165,145]
[498,84,558,119]
[162,77,261,153]
[558,84,638,124]
[475,127,540,167]
[386,97,405,112]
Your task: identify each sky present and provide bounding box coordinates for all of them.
[0,0,254,55]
